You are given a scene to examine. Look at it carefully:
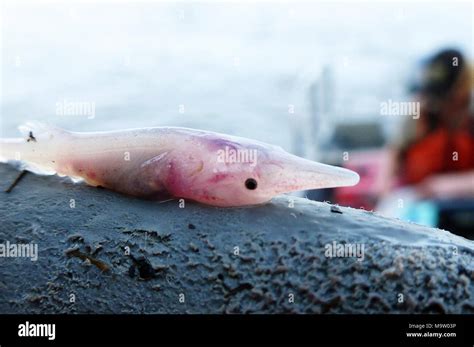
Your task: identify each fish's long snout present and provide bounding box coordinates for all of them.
[304,160,360,187]
[275,154,360,193]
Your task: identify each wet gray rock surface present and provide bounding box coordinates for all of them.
[1,163,473,313]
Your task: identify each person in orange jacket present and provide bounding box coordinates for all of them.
[378,48,474,204]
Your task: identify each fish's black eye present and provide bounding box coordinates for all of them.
[245,178,258,190]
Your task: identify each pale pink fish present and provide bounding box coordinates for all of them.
[0,122,359,207]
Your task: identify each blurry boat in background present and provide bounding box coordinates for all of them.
[305,120,474,240]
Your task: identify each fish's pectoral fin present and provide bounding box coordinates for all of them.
[140,151,170,169]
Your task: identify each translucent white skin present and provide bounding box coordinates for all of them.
[0,123,360,207]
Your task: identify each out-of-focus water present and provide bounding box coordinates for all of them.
[1,1,472,154]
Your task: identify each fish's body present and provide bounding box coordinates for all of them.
[0,122,359,207]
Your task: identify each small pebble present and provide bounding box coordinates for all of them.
[189,242,199,252]
[67,234,84,243]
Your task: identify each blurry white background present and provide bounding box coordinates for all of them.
[1,0,472,155]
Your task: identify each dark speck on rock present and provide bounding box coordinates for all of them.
[188,223,196,230]
[92,245,103,256]
[130,255,155,280]
[67,234,84,243]
[128,265,136,278]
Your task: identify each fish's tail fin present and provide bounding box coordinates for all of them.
[17,121,68,141]
[1,121,70,174]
